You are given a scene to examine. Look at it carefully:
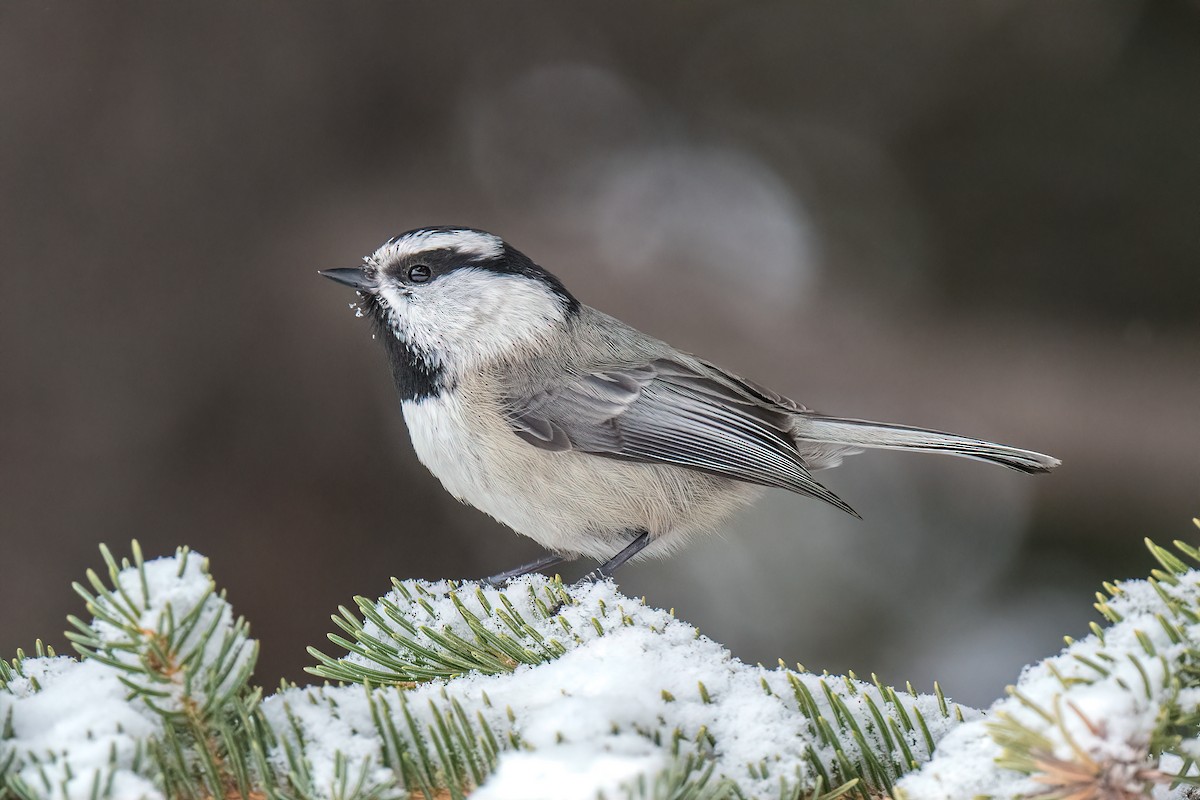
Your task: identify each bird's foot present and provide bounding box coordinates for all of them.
[575,530,650,585]
[576,568,615,585]
[482,552,567,587]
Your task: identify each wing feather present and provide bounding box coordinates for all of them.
[506,358,857,516]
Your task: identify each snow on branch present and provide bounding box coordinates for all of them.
[897,524,1200,800]
[3,524,1200,799]
[294,575,967,799]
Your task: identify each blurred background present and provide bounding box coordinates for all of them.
[1,1,1197,708]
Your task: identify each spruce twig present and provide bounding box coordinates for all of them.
[14,529,1200,800]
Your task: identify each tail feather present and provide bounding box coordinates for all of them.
[792,415,1061,474]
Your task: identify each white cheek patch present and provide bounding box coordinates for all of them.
[382,269,568,373]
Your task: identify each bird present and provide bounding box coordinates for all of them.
[320,226,1059,584]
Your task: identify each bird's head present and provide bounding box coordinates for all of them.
[321,227,579,392]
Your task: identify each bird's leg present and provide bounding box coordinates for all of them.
[483,552,567,587]
[585,530,651,582]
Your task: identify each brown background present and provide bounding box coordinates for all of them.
[2,1,1198,707]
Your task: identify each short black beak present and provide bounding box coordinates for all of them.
[318,268,379,292]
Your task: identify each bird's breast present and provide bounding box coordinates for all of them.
[400,391,762,559]
[401,392,577,535]
[401,394,489,501]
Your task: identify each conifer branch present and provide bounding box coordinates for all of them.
[897,518,1200,800]
[7,526,1200,800]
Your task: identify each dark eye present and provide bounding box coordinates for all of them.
[407,264,432,283]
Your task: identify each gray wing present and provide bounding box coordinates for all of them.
[505,358,857,516]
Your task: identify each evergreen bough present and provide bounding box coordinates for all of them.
[896,519,1200,800]
[2,522,1198,799]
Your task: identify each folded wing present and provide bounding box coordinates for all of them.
[506,358,858,516]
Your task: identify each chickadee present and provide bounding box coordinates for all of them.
[320,226,1059,583]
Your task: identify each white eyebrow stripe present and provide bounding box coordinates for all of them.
[378,229,504,262]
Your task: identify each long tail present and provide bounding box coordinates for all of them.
[792,415,1061,474]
